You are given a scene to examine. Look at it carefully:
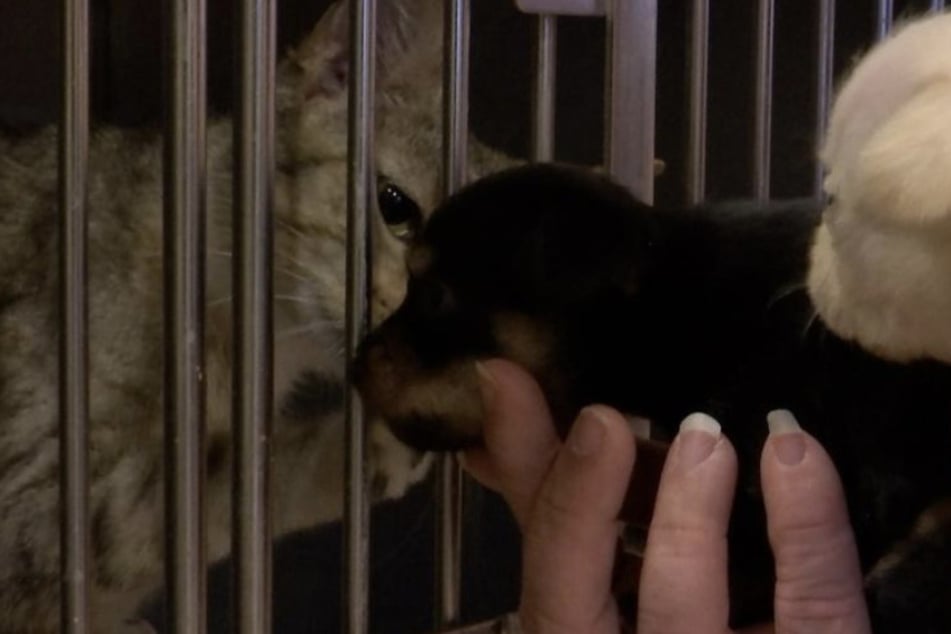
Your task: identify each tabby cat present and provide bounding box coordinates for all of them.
[0,0,515,631]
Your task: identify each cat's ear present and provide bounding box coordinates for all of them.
[844,81,951,228]
[290,0,442,99]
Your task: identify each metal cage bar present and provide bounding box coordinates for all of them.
[437,0,471,628]
[604,0,657,203]
[344,1,376,633]
[163,0,208,632]
[531,14,558,162]
[877,0,894,40]
[59,0,91,631]
[931,0,946,12]
[232,0,276,632]
[685,0,709,205]
[753,0,774,202]
[814,0,835,199]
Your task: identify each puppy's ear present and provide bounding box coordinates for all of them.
[845,81,951,228]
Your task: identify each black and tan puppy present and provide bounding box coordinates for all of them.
[354,163,951,632]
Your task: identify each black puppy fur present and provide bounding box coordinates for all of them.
[355,164,951,631]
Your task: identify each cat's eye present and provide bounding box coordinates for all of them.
[377,179,423,240]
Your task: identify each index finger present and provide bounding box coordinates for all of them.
[460,359,561,527]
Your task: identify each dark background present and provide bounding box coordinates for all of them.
[1,0,944,203]
[0,1,943,632]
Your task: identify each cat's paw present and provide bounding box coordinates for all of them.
[369,421,433,500]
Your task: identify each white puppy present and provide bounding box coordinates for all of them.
[808,11,951,364]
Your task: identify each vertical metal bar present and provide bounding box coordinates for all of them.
[531,14,557,162]
[753,0,774,202]
[444,0,471,193]
[876,0,893,40]
[163,0,207,631]
[685,0,709,205]
[604,0,656,203]
[438,0,469,628]
[59,0,90,631]
[814,0,835,199]
[931,0,945,12]
[344,0,375,632]
[233,0,275,632]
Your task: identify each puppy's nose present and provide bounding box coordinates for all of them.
[352,329,396,388]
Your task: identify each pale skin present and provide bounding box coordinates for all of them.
[463,359,872,634]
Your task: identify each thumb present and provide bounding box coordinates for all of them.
[519,405,636,634]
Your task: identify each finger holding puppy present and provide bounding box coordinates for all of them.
[517,403,636,633]
[461,359,562,527]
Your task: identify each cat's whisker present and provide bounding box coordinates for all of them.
[207,296,233,308]
[275,218,312,242]
[800,309,821,342]
[276,322,320,341]
[273,266,314,286]
[274,251,324,278]
[275,293,319,306]
[208,248,234,259]
[768,282,807,310]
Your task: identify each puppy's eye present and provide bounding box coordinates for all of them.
[377,179,422,240]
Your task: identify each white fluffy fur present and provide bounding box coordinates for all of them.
[808,11,951,363]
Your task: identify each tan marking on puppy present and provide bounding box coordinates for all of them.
[866,498,951,585]
[357,335,483,443]
[491,312,554,374]
[406,244,433,277]
[386,360,483,437]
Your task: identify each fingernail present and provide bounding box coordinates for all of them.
[625,414,652,439]
[767,409,806,466]
[568,407,607,456]
[474,361,496,407]
[677,412,721,468]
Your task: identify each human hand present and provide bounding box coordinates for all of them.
[461,359,871,634]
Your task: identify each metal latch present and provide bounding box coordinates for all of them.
[514,0,607,16]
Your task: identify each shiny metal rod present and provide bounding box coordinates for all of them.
[443,0,471,194]
[876,0,893,40]
[437,0,470,628]
[163,0,207,632]
[344,0,375,632]
[604,0,656,203]
[531,14,557,162]
[814,0,835,199]
[685,0,709,205]
[753,0,774,202]
[233,0,276,632]
[59,0,91,631]
[931,0,945,12]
